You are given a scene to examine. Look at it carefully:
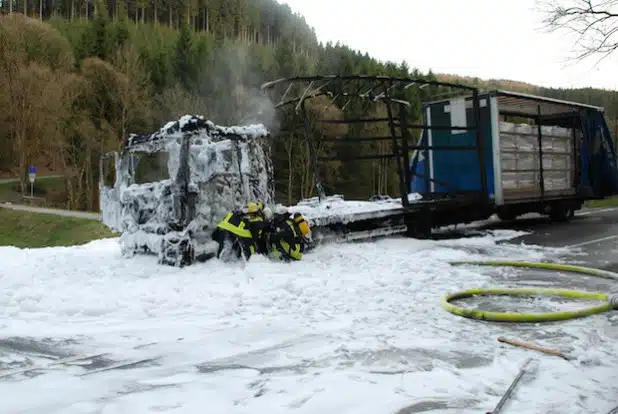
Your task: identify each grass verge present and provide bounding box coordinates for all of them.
[584,196,618,208]
[0,208,117,248]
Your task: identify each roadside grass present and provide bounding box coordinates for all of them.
[0,208,117,248]
[584,196,618,208]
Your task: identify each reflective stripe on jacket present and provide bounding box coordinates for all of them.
[270,218,304,260]
[216,212,253,239]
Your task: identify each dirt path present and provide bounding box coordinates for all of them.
[0,202,100,220]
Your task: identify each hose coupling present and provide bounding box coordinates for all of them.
[609,294,618,310]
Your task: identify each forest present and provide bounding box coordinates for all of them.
[1,0,618,211]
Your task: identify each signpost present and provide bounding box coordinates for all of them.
[28,165,36,197]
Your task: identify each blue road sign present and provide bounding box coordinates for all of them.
[28,165,36,174]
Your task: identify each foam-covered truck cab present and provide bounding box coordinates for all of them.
[99,115,274,267]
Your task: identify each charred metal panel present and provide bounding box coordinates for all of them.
[99,115,273,267]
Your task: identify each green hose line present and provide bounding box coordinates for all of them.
[442,260,618,323]
[449,260,618,281]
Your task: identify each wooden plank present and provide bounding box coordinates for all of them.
[497,337,570,360]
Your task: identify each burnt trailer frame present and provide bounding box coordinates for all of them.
[260,75,492,238]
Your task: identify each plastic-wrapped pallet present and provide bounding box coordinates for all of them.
[499,122,540,196]
[500,121,516,132]
[515,123,537,151]
[499,121,517,190]
[541,125,574,193]
[541,125,554,137]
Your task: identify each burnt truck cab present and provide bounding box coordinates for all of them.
[99,115,274,267]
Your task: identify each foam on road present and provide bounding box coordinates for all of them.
[1,229,617,414]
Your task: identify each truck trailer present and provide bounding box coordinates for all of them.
[261,76,618,244]
[410,90,618,224]
[100,76,618,266]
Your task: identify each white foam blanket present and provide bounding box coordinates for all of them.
[0,232,616,413]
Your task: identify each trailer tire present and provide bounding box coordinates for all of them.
[405,218,432,239]
[549,204,574,222]
[497,212,517,221]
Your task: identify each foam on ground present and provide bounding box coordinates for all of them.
[0,232,616,413]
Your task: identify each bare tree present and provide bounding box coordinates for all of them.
[112,43,153,144]
[539,0,618,63]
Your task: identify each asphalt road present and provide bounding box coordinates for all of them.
[0,202,100,220]
[0,174,64,184]
[482,207,618,272]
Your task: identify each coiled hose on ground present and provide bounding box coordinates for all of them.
[442,260,618,322]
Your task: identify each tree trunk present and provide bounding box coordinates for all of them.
[76,165,85,210]
[17,130,27,197]
[285,137,295,205]
[301,141,313,199]
[66,176,75,209]
[85,150,93,211]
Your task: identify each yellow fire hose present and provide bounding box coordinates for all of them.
[442,260,618,323]
[442,260,618,413]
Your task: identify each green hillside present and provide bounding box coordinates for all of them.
[1,1,617,210]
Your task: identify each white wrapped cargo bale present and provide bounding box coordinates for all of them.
[502,171,539,190]
[515,123,533,135]
[542,154,570,170]
[497,119,577,199]
[517,134,539,151]
[544,170,571,191]
[541,125,553,136]
[555,127,572,137]
[499,121,515,132]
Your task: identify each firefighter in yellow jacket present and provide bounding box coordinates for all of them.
[268,212,311,261]
[213,201,272,261]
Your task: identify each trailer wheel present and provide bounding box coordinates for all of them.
[406,218,432,239]
[549,204,574,222]
[497,212,517,221]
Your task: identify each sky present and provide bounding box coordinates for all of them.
[277,0,618,90]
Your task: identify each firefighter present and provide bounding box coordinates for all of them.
[243,201,273,255]
[267,212,311,261]
[213,201,272,261]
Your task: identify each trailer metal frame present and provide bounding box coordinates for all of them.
[261,75,491,236]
